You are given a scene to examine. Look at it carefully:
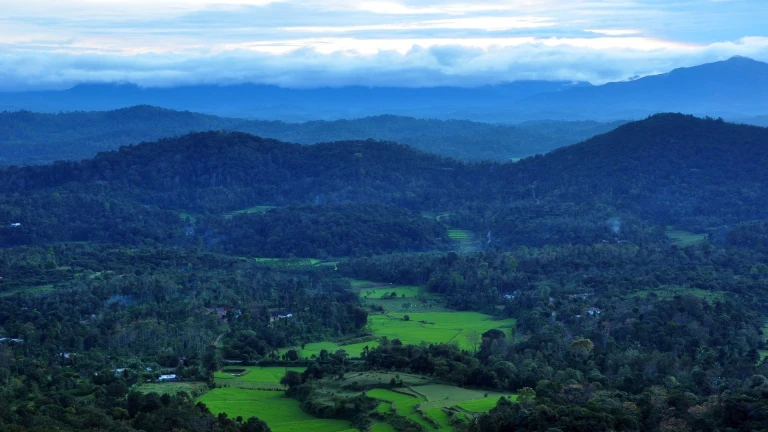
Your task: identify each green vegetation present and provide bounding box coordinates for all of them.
[629,285,726,302]
[447,229,472,240]
[666,227,708,246]
[370,424,397,432]
[0,284,54,297]
[369,312,515,350]
[134,382,209,397]
[458,396,516,413]
[198,389,355,432]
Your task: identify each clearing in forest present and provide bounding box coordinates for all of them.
[197,388,356,432]
[214,366,306,389]
[665,227,708,246]
[369,312,516,350]
[281,311,515,359]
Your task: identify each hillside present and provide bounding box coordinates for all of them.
[0,106,623,165]
[509,113,768,229]
[2,114,768,249]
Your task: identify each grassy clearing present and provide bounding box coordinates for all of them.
[425,409,453,429]
[280,341,376,359]
[376,402,393,414]
[447,229,472,240]
[341,372,431,388]
[360,285,422,299]
[367,389,424,415]
[629,285,726,302]
[198,388,355,432]
[408,413,437,431]
[179,212,197,223]
[370,312,516,350]
[371,424,397,432]
[134,382,208,397]
[413,385,516,411]
[666,227,708,246]
[457,396,516,413]
[226,205,278,218]
[0,284,55,297]
[214,366,306,388]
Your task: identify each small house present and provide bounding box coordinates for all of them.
[158,374,178,382]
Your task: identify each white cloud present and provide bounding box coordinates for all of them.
[0,0,766,89]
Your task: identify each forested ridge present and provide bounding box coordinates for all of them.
[1,113,768,432]
[0,106,623,165]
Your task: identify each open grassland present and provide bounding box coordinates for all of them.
[214,366,306,388]
[134,381,208,397]
[370,312,516,350]
[666,227,708,246]
[198,388,355,432]
[629,285,726,302]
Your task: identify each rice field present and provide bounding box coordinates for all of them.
[197,388,355,432]
[369,312,516,350]
[359,285,422,299]
[371,424,397,432]
[457,396,515,413]
[214,366,306,388]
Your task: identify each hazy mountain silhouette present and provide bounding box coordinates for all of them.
[521,56,768,119]
[0,106,623,165]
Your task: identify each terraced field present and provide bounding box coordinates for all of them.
[367,385,517,430]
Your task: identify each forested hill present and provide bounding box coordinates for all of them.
[0,132,495,212]
[0,106,623,165]
[508,113,768,229]
[2,114,768,247]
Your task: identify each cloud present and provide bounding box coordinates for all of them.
[2,36,767,91]
[1,0,767,89]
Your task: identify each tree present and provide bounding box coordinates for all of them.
[466,330,481,353]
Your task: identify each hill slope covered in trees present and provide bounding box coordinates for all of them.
[0,106,622,165]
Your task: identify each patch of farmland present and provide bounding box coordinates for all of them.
[457,395,517,413]
[214,366,306,389]
[198,388,355,432]
[666,227,708,246]
[369,312,515,350]
[413,385,516,411]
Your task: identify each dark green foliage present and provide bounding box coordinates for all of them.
[213,204,451,258]
[0,106,622,165]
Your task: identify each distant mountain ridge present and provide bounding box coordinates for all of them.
[0,57,766,121]
[0,106,624,165]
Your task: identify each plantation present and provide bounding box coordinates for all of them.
[197,388,355,432]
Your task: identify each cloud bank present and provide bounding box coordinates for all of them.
[1,0,767,90]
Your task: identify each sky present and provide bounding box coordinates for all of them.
[1,0,767,90]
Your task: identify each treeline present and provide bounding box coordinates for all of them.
[0,106,623,165]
